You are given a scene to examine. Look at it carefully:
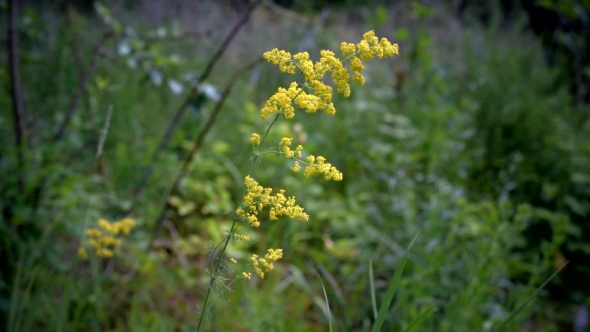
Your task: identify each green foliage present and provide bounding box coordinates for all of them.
[2,1,590,331]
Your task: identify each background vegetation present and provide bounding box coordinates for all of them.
[2,0,590,331]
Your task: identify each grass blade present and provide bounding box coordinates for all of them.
[369,259,378,319]
[370,233,418,332]
[492,260,568,331]
[403,304,436,332]
[318,274,333,332]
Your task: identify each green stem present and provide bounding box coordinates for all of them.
[196,113,280,331]
[196,82,308,330]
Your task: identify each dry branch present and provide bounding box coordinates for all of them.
[131,0,264,202]
[7,0,29,192]
[148,57,263,248]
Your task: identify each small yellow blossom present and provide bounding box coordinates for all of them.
[99,235,121,247]
[251,249,284,278]
[357,30,399,61]
[230,258,237,264]
[263,48,296,74]
[261,85,296,120]
[80,218,136,259]
[98,219,113,233]
[242,272,252,280]
[113,218,136,235]
[291,160,301,172]
[95,248,113,258]
[293,52,315,81]
[279,137,294,157]
[250,133,261,146]
[262,31,398,119]
[85,228,102,237]
[304,155,343,181]
[238,176,309,226]
[318,50,350,97]
[77,247,88,260]
[234,234,250,241]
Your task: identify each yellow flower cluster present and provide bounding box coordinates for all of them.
[279,137,303,158]
[262,30,398,119]
[277,137,342,180]
[236,31,396,282]
[236,176,308,228]
[250,133,261,146]
[233,233,250,241]
[251,248,283,278]
[356,30,399,61]
[304,155,343,181]
[263,49,296,74]
[78,218,136,259]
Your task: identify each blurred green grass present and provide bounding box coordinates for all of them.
[2,1,590,331]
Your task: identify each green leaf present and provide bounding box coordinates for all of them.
[318,275,332,332]
[369,259,378,319]
[370,234,418,332]
[492,261,568,331]
[403,304,436,332]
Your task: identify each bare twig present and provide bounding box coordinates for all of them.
[148,57,263,248]
[7,0,29,192]
[52,0,122,141]
[96,105,113,159]
[262,0,308,23]
[52,32,109,141]
[131,0,263,202]
[61,0,85,81]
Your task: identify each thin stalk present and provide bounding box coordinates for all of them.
[196,74,306,331]
[196,113,279,331]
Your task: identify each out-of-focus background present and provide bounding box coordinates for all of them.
[2,0,590,331]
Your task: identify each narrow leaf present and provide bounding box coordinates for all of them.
[370,234,419,332]
[318,274,333,332]
[369,258,378,319]
[492,261,568,331]
[403,304,436,332]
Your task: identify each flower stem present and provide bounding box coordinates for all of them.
[196,113,280,331]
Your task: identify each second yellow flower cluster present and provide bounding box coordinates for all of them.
[78,218,136,259]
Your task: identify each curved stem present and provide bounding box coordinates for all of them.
[197,82,306,331]
[196,113,279,331]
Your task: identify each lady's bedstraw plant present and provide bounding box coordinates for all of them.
[196,31,398,330]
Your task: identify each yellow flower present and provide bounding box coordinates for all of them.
[99,235,121,247]
[85,228,102,238]
[81,217,136,259]
[293,52,315,81]
[261,86,295,120]
[279,137,295,157]
[304,155,343,181]
[318,50,350,97]
[113,218,136,235]
[263,48,296,74]
[239,176,308,225]
[291,160,301,172]
[95,248,113,258]
[98,219,113,233]
[242,272,252,280]
[357,30,399,61]
[230,258,237,264]
[77,247,88,260]
[266,248,283,261]
[251,249,284,278]
[250,133,261,146]
[261,31,398,120]
[234,234,250,241]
